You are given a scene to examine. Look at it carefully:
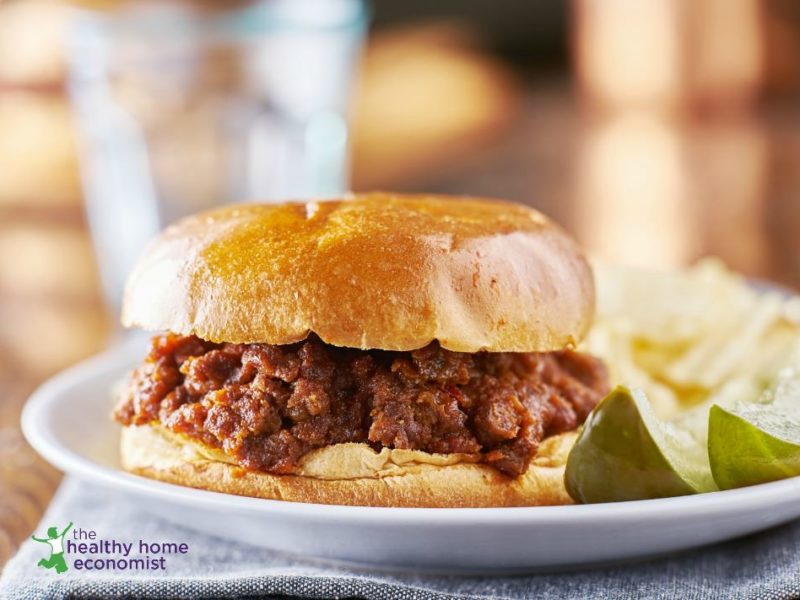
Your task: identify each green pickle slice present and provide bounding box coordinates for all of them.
[565,386,717,503]
[709,368,800,490]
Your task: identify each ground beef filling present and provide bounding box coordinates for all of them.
[115,333,609,478]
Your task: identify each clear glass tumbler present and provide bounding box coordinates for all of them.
[67,0,366,312]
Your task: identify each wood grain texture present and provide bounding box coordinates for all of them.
[0,374,60,569]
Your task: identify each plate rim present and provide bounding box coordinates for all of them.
[21,342,800,525]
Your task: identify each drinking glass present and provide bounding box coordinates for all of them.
[67,0,367,312]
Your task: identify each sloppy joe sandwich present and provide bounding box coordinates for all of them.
[114,193,609,507]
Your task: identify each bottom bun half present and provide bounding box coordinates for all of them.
[120,425,577,508]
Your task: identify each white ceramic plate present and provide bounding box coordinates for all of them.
[21,341,800,574]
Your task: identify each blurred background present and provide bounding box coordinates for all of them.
[2,0,800,565]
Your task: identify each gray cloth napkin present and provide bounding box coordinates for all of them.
[2,477,800,600]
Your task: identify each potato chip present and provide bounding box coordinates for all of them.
[584,258,800,419]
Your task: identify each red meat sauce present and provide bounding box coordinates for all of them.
[115,333,609,478]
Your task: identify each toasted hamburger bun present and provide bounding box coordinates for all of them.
[121,425,576,508]
[119,193,595,506]
[122,193,595,353]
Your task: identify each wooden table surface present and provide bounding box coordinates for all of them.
[0,372,61,567]
[2,81,799,570]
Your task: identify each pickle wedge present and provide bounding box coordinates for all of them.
[565,386,717,503]
[708,369,800,490]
